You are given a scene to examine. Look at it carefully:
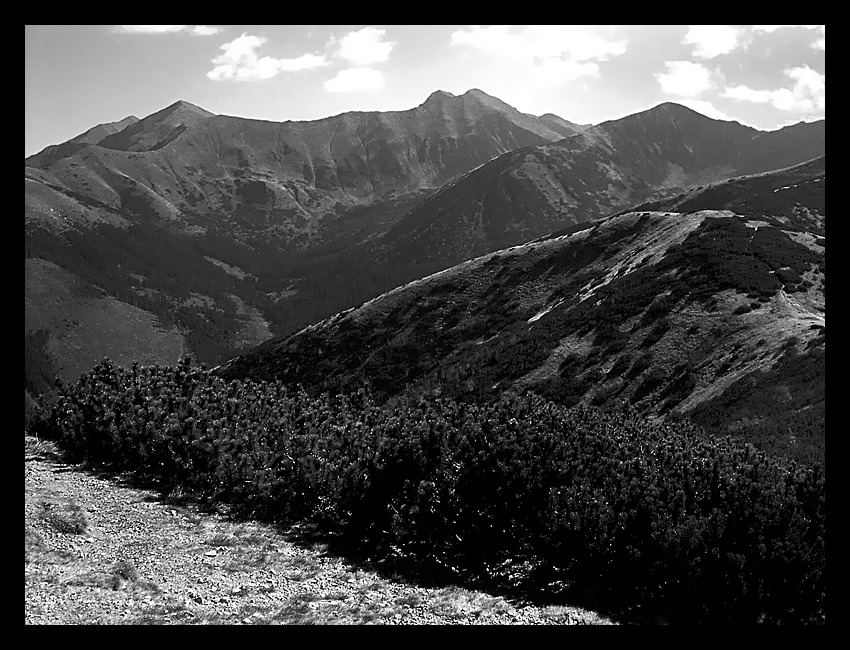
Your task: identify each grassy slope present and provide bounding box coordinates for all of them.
[25,258,185,384]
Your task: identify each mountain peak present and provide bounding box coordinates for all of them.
[461,88,516,110]
[156,100,215,119]
[97,100,214,152]
[594,101,730,133]
[421,90,457,106]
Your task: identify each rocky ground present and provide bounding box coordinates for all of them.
[25,435,616,625]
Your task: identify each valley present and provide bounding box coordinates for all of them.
[25,94,824,392]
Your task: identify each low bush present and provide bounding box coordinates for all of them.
[32,357,826,624]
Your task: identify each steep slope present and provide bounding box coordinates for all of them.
[623,155,825,234]
[25,90,568,241]
[538,113,588,138]
[68,116,140,146]
[97,100,215,152]
[24,90,574,370]
[25,117,141,171]
[377,103,825,268]
[220,164,825,464]
[25,95,825,381]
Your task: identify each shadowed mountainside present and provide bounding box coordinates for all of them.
[25,94,824,401]
[24,90,581,395]
[377,104,824,268]
[68,116,140,146]
[220,160,825,464]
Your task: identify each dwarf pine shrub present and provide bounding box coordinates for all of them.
[34,357,825,624]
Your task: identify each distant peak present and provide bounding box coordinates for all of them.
[655,101,697,113]
[423,90,456,104]
[602,102,718,128]
[161,99,214,116]
[460,88,520,112]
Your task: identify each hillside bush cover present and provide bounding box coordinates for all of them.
[33,357,825,624]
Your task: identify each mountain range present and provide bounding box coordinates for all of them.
[219,156,825,463]
[26,90,825,452]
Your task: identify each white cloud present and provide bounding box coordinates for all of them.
[531,57,601,84]
[192,25,222,36]
[752,24,825,50]
[118,25,220,36]
[335,27,395,65]
[207,33,328,81]
[451,25,627,64]
[723,65,825,113]
[684,25,741,58]
[656,61,715,97]
[119,25,188,34]
[324,67,384,93]
[814,25,825,50]
[443,26,626,117]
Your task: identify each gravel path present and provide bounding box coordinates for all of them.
[25,436,616,625]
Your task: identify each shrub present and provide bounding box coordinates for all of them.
[36,359,826,624]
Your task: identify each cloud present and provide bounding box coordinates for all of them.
[443,26,627,117]
[334,27,395,65]
[451,25,627,64]
[118,25,188,34]
[531,57,601,84]
[722,65,824,113]
[751,24,825,50]
[751,25,822,33]
[684,25,741,58]
[324,67,384,93]
[656,61,715,97]
[814,25,825,50]
[192,25,222,36]
[117,25,220,36]
[207,33,328,81]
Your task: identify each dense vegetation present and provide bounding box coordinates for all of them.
[226,214,825,467]
[31,357,825,624]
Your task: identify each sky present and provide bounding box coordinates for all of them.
[25,25,825,158]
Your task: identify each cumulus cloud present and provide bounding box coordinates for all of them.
[334,27,395,65]
[207,33,328,81]
[192,25,222,36]
[656,61,715,97]
[722,64,824,113]
[117,25,220,36]
[451,25,627,65]
[684,25,741,58]
[324,67,385,93]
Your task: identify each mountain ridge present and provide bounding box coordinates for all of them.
[218,158,825,465]
[25,91,826,401]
